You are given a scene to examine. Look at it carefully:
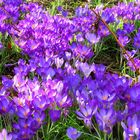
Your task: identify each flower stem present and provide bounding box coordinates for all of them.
[91,8,139,75]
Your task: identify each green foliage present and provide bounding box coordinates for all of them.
[0,33,21,76]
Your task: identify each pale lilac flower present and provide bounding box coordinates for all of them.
[0,129,12,140]
[67,127,81,140]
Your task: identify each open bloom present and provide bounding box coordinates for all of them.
[95,108,116,134]
[85,33,100,44]
[67,127,81,140]
[76,100,98,127]
[121,115,140,140]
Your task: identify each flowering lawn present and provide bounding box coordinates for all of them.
[0,0,140,140]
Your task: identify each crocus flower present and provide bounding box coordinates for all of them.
[76,100,98,127]
[129,84,140,101]
[98,23,110,37]
[33,111,45,125]
[56,93,72,108]
[2,76,13,90]
[0,129,12,140]
[85,33,100,44]
[94,64,106,80]
[33,96,49,111]
[62,10,68,17]
[76,33,84,42]
[118,35,130,46]
[123,23,134,34]
[96,89,116,104]
[133,31,140,49]
[49,110,61,122]
[0,97,11,114]
[67,127,81,140]
[95,108,116,134]
[77,62,95,77]
[16,105,31,119]
[121,115,140,140]
[57,6,62,12]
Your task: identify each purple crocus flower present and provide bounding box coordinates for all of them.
[118,35,130,46]
[77,62,95,77]
[85,33,100,44]
[76,100,98,127]
[15,128,34,140]
[96,89,116,104]
[123,23,135,34]
[57,6,62,12]
[2,76,13,89]
[49,110,61,122]
[0,129,12,140]
[62,10,68,17]
[98,23,110,37]
[76,33,84,42]
[74,45,93,59]
[56,93,72,108]
[16,105,31,119]
[33,111,45,125]
[94,64,106,80]
[67,127,81,140]
[33,96,49,111]
[0,97,11,114]
[121,115,140,140]
[95,108,116,134]
[14,118,32,130]
[133,31,140,49]
[129,84,140,101]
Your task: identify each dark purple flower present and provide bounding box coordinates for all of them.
[62,10,68,17]
[49,110,61,122]
[94,64,106,79]
[15,128,34,140]
[15,118,32,130]
[33,111,45,125]
[98,23,110,37]
[118,35,130,46]
[66,74,81,91]
[129,84,140,101]
[133,31,140,49]
[2,76,13,89]
[0,96,11,114]
[117,29,126,36]
[16,105,31,119]
[123,23,135,34]
[67,127,81,140]
[101,9,115,23]
[57,6,62,12]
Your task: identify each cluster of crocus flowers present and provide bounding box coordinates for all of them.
[0,0,140,140]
